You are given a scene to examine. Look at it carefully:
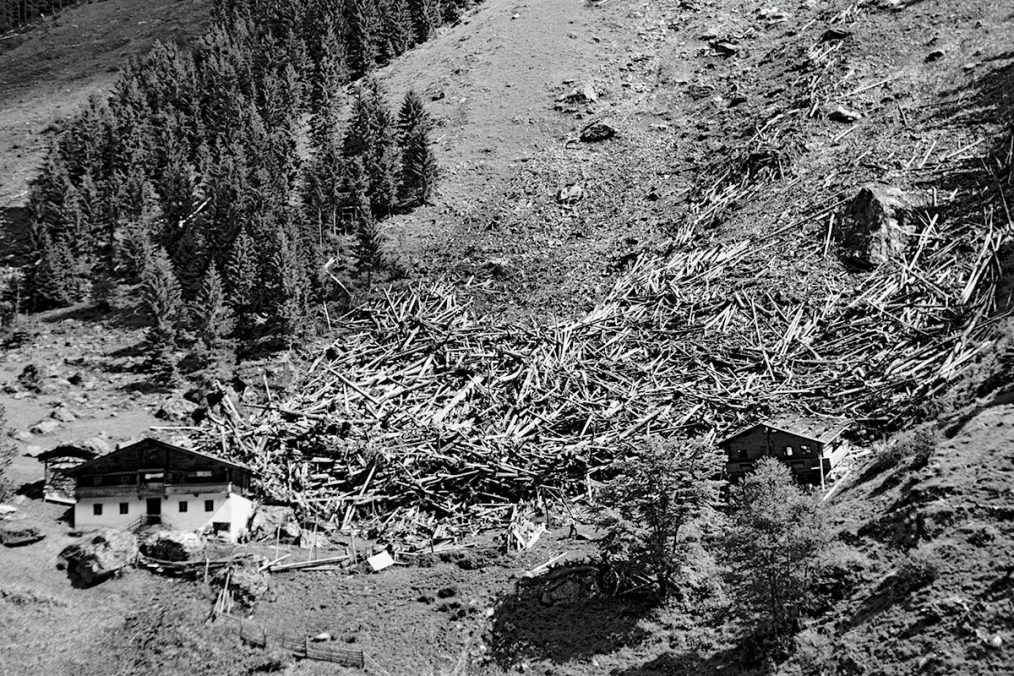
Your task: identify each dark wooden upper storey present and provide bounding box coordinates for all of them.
[68,438,252,496]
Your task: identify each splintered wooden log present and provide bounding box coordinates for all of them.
[184,180,1004,547]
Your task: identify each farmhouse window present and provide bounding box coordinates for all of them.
[93,503,103,516]
[737,449,747,459]
[801,444,812,455]
[784,446,794,457]
[179,501,189,513]
[119,503,129,515]
[204,499,214,512]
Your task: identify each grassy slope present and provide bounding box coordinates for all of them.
[0,0,210,210]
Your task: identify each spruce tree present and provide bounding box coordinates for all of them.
[172,225,207,301]
[156,142,197,233]
[265,228,310,341]
[407,0,440,43]
[31,234,80,309]
[398,89,439,207]
[349,159,385,286]
[225,226,260,329]
[141,246,184,382]
[345,0,378,78]
[378,0,413,63]
[343,79,401,215]
[313,18,348,113]
[192,264,235,350]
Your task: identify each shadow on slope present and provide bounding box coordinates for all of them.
[489,569,653,668]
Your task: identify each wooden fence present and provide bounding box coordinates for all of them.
[220,614,364,668]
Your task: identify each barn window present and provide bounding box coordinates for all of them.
[119,503,129,515]
[784,446,794,457]
[179,501,189,513]
[801,444,812,455]
[204,500,215,512]
[737,449,748,459]
[93,503,103,516]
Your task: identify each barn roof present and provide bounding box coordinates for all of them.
[66,438,252,475]
[35,445,99,462]
[718,416,850,447]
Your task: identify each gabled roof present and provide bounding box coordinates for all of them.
[67,438,252,476]
[718,416,851,447]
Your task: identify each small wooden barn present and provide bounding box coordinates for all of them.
[718,416,851,486]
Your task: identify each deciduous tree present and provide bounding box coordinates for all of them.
[594,436,724,599]
[720,458,832,644]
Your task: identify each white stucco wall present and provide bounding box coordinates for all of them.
[74,491,253,542]
[74,496,146,531]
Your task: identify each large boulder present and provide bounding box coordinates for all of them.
[580,119,617,142]
[155,395,198,422]
[835,184,923,267]
[57,529,139,587]
[141,530,205,562]
[249,505,301,543]
[76,435,114,456]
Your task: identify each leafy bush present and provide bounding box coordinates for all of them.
[593,436,724,600]
[895,547,941,590]
[868,425,937,473]
[786,628,836,676]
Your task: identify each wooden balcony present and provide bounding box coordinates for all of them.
[75,482,242,499]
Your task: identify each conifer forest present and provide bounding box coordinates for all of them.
[25,0,455,350]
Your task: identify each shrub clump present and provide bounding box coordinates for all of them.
[868,425,937,472]
[895,546,942,590]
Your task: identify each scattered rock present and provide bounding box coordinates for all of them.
[14,430,34,443]
[758,6,789,23]
[30,420,61,435]
[16,364,42,393]
[556,184,584,204]
[311,632,331,642]
[820,28,850,42]
[557,83,597,104]
[0,504,17,517]
[710,40,739,56]
[250,505,301,543]
[579,119,617,142]
[50,405,76,423]
[824,104,862,123]
[484,258,514,279]
[77,435,113,456]
[925,49,946,62]
[835,184,924,267]
[57,529,139,587]
[141,530,205,562]
[298,531,332,550]
[23,445,43,458]
[155,395,198,422]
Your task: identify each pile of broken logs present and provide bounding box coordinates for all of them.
[188,185,1010,547]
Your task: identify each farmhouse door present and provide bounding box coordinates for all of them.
[146,498,162,525]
